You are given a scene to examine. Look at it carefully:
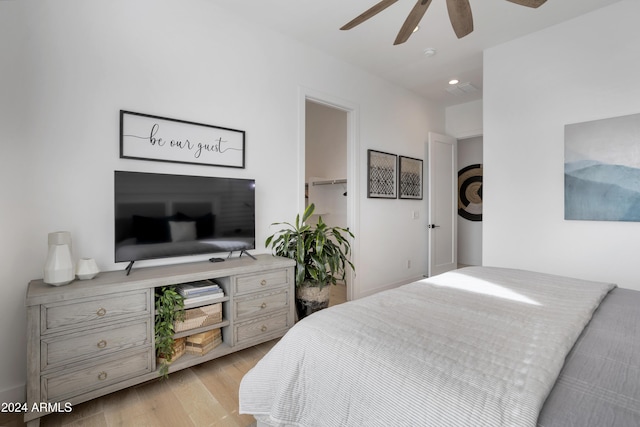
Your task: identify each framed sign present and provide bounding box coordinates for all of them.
[367,150,397,198]
[120,110,245,168]
[399,156,423,200]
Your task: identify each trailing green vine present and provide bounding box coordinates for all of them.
[154,286,185,379]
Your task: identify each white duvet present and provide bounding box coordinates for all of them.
[239,267,615,427]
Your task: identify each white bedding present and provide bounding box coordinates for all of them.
[239,267,615,427]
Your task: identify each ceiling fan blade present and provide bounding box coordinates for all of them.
[446,0,473,39]
[505,0,547,8]
[341,0,400,31]
[394,0,433,45]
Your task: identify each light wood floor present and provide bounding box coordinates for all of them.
[1,284,347,427]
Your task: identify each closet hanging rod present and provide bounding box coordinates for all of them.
[312,179,347,186]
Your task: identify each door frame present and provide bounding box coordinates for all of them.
[298,86,360,301]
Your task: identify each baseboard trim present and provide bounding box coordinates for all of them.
[357,275,424,299]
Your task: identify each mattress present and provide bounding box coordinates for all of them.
[537,287,640,426]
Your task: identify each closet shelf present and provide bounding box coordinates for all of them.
[311,179,347,186]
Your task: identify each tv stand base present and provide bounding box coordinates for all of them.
[125,260,135,275]
[228,250,257,260]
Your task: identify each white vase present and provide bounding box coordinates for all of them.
[76,258,100,280]
[44,231,74,286]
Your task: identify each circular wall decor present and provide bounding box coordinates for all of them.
[458,163,483,221]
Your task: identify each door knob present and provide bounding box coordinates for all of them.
[428,224,440,228]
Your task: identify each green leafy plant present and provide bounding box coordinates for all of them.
[154,286,185,378]
[265,203,354,289]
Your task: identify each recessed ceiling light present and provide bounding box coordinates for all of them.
[423,48,437,57]
[449,79,460,85]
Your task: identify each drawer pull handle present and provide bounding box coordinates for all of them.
[97,340,107,349]
[96,308,107,317]
[260,279,267,286]
[261,325,267,332]
[260,302,267,309]
[98,371,108,381]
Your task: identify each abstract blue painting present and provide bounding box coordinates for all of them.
[565,113,640,221]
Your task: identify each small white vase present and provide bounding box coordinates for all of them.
[44,231,75,286]
[76,258,100,280]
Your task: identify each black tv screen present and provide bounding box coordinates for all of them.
[114,171,255,264]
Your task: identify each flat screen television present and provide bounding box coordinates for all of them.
[115,171,255,271]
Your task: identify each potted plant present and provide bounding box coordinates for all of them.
[154,286,185,378]
[265,203,354,319]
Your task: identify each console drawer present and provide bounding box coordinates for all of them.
[42,318,152,371]
[234,288,290,320]
[233,269,290,296]
[235,311,290,345]
[42,347,154,403]
[42,290,151,334]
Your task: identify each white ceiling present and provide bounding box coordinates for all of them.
[211,0,622,106]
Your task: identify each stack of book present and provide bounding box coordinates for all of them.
[176,280,225,309]
[186,329,222,356]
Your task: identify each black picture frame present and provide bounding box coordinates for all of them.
[399,156,423,200]
[367,150,398,199]
[120,110,245,168]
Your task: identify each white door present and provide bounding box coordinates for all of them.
[427,132,457,276]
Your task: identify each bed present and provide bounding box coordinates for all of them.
[239,266,640,427]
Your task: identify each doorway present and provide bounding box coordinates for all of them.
[299,89,359,301]
[457,135,483,267]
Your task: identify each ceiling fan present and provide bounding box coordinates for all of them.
[340,0,547,45]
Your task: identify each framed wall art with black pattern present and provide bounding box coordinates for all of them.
[458,163,483,221]
[367,150,397,199]
[398,156,423,200]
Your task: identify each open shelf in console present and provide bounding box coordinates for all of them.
[173,319,230,339]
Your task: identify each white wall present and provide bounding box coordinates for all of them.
[306,101,348,182]
[445,99,482,139]
[484,0,640,290]
[0,0,32,406]
[0,0,444,399]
